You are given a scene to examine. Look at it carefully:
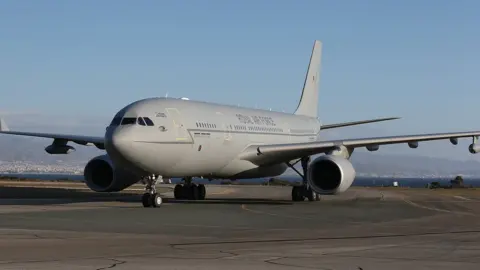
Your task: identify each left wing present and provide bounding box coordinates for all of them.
[320,117,400,130]
[241,130,480,165]
[0,118,105,150]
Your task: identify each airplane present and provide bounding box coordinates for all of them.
[1,40,480,208]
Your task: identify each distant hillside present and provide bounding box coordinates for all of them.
[283,152,480,177]
[1,128,480,176]
[349,152,480,177]
[0,135,104,164]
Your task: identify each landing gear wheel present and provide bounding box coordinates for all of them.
[191,185,200,200]
[150,193,163,207]
[174,184,183,199]
[142,175,163,207]
[198,184,206,200]
[287,157,320,202]
[142,193,152,207]
[305,187,315,202]
[291,186,305,201]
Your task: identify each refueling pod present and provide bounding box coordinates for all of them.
[450,138,458,145]
[408,141,418,149]
[45,144,76,154]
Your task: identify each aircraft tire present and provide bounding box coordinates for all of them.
[191,185,200,200]
[291,186,305,201]
[174,184,183,199]
[198,184,206,200]
[305,187,315,202]
[150,193,163,207]
[142,193,152,207]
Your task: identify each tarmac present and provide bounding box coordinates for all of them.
[0,181,479,269]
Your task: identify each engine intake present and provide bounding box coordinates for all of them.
[83,155,141,192]
[307,155,356,195]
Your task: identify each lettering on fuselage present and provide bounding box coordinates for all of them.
[235,114,276,126]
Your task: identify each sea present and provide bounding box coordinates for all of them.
[1,173,480,188]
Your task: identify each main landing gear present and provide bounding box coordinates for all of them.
[142,174,163,208]
[174,177,206,200]
[286,157,320,202]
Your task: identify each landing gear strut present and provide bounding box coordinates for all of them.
[142,174,163,208]
[174,177,206,200]
[286,157,320,202]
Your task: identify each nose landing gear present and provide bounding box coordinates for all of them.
[141,174,163,207]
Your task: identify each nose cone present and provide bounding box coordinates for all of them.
[105,127,133,158]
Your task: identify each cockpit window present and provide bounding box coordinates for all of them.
[110,117,122,126]
[121,117,137,125]
[137,117,146,126]
[144,117,154,126]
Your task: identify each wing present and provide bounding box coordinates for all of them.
[240,130,480,165]
[0,118,104,150]
[320,117,400,130]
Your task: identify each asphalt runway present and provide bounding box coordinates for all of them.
[0,182,479,269]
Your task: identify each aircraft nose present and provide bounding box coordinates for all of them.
[105,127,132,156]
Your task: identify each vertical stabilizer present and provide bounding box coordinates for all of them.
[294,40,322,118]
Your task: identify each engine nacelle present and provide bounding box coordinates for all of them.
[45,144,76,154]
[469,143,480,154]
[83,154,142,192]
[307,155,356,195]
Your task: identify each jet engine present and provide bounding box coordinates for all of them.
[306,155,356,195]
[83,154,141,192]
[469,143,480,154]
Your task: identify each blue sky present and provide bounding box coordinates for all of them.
[0,0,479,138]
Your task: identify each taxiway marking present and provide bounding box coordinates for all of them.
[402,198,475,216]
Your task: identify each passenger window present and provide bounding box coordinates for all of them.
[144,117,155,126]
[137,117,146,126]
[121,117,136,125]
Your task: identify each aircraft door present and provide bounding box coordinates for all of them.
[165,108,190,141]
[223,123,232,141]
[283,122,291,142]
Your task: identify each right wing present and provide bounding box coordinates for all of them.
[320,117,400,130]
[0,118,105,150]
[241,130,480,165]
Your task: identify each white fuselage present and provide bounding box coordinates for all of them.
[104,97,321,179]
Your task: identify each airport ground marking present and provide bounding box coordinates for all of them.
[241,204,320,220]
[402,198,475,216]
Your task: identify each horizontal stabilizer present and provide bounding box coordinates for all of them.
[321,117,400,130]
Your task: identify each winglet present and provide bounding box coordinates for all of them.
[0,118,10,132]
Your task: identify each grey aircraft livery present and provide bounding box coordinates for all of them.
[1,40,480,208]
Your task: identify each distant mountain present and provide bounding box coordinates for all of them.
[0,134,104,164]
[1,134,480,177]
[349,152,480,177]
[1,114,479,176]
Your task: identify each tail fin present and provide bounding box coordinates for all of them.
[294,40,322,118]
